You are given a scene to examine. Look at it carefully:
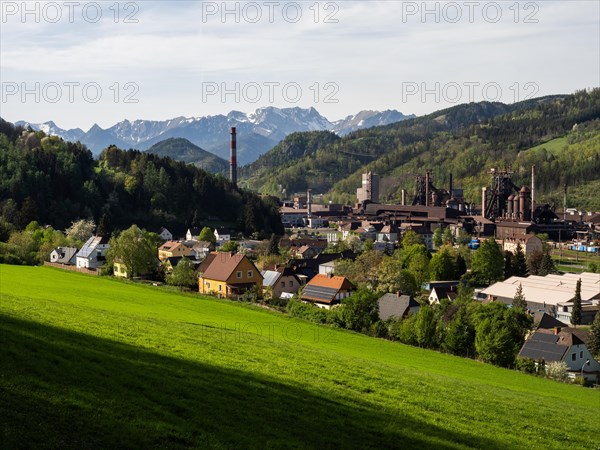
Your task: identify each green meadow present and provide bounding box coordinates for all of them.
[0,265,598,449]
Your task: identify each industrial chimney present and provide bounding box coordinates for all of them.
[449,173,453,198]
[307,189,312,219]
[425,171,430,207]
[531,165,535,220]
[230,127,237,187]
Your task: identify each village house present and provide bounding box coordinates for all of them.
[158,227,173,241]
[113,260,128,278]
[49,247,78,265]
[377,293,420,321]
[428,282,460,305]
[198,252,262,299]
[185,227,202,241]
[214,227,232,245]
[158,240,193,262]
[75,235,110,269]
[518,327,600,383]
[261,267,304,299]
[301,274,355,309]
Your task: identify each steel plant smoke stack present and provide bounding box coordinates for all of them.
[531,165,536,218]
[229,127,237,187]
[449,173,453,198]
[425,171,430,207]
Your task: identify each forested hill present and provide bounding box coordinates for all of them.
[0,119,283,236]
[145,138,229,175]
[240,90,600,210]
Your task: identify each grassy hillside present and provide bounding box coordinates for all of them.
[1,265,599,449]
[146,138,229,175]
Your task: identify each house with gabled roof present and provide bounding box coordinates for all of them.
[198,252,262,299]
[378,293,420,321]
[158,227,173,241]
[301,274,355,309]
[214,227,232,245]
[158,241,193,262]
[49,247,78,265]
[75,235,110,269]
[261,267,303,299]
[186,227,202,241]
[518,327,600,383]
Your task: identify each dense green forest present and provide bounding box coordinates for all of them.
[146,138,229,174]
[241,90,600,210]
[0,119,283,236]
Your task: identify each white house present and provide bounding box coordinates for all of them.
[214,227,231,245]
[158,227,173,241]
[518,328,600,383]
[75,235,110,269]
[49,247,78,265]
[186,227,202,241]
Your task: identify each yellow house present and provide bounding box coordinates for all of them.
[199,252,263,299]
[113,261,128,278]
[158,240,193,261]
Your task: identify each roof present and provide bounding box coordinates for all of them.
[302,274,355,304]
[534,312,566,329]
[52,247,78,263]
[261,270,281,287]
[76,236,108,259]
[482,272,600,305]
[201,252,259,282]
[196,253,217,274]
[159,240,182,251]
[518,331,570,362]
[187,227,202,236]
[214,227,231,235]
[378,293,419,320]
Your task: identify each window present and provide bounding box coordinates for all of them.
[289,281,293,287]
[580,351,583,358]
[572,353,576,361]
[236,271,243,278]
[218,285,222,292]
[206,282,210,289]
[281,281,285,288]
[247,270,253,278]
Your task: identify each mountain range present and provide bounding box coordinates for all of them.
[16,107,414,164]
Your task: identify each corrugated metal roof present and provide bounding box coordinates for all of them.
[261,270,281,287]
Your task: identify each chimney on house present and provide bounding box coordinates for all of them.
[230,127,237,187]
[554,327,562,335]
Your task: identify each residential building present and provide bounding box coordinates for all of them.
[186,227,202,241]
[158,241,193,261]
[261,267,303,299]
[301,274,355,309]
[377,293,420,321]
[75,235,110,269]
[49,247,78,265]
[198,252,262,299]
[113,261,128,278]
[158,227,173,241]
[518,328,600,383]
[214,228,232,245]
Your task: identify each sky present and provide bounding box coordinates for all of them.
[1,0,599,130]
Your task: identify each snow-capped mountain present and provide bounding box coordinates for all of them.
[15,120,86,144]
[17,107,413,164]
[332,110,415,136]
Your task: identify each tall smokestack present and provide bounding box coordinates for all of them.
[482,187,487,218]
[401,189,406,206]
[449,173,453,198]
[425,171,430,207]
[307,189,312,219]
[230,127,237,187]
[531,165,535,219]
[563,183,567,221]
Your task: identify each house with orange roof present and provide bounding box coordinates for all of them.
[301,273,356,309]
[198,252,263,299]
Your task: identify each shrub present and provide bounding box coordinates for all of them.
[546,361,568,381]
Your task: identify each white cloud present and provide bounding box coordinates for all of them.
[1,0,598,129]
